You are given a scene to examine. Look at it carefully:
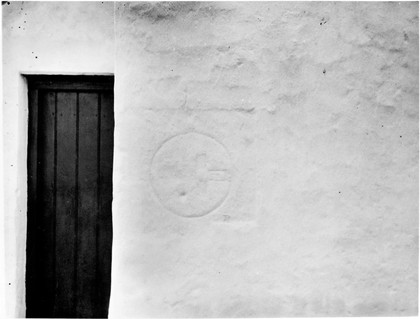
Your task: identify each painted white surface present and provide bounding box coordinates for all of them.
[3,2,419,317]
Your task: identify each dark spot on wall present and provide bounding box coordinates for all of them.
[35,56,38,59]
[389,47,403,53]
[129,2,199,23]
[323,69,326,74]
[378,104,396,114]
[130,2,232,23]
[8,283,11,285]
[320,17,327,25]
[1,1,11,5]
[217,45,230,52]
[404,32,409,41]
[400,135,402,138]
[338,191,341,194]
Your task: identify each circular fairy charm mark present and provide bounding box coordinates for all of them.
[150,132,232,217]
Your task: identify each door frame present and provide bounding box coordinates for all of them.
[25,74,115,317]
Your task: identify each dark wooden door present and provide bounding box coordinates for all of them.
[26,76,114,318]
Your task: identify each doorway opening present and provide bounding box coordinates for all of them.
[26,75,114,318]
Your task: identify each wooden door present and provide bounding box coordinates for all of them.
[26,76,114,318]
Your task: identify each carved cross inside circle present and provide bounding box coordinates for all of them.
[151,133,232,217]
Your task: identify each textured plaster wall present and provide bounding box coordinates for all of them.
[2,1,419,318]
[2,2,114,317]
[111,2,418,317]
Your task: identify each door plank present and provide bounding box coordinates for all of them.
[97,91,114,317]
[35,91,57,316]
[26,89,39,317]
[55,92,78,317]
[77,92,99,317]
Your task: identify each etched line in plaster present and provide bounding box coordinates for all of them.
[150,132,232,217]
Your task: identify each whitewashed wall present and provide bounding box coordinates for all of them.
[3,2,418,317]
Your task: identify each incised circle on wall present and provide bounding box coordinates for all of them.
[150,132,232,218]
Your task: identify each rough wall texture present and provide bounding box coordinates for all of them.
[111,2,418,317]
[3,1,419,318]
